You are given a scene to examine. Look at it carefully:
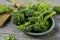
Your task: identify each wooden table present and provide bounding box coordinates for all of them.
[0,0,60,40]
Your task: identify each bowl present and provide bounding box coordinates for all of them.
[25,17,55,36]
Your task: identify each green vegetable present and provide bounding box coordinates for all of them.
[12,2,56,32]
[18,22,31,32]
[33,20,49,32]
[53,6,60,13]
[0,4,10,14]
[5,34,16,40]
[11,9,25,25]
[32,3,40,11]
[44,11,56,20]
[28,17,37,24]
[24,10,34,17]
[38,2,49,11]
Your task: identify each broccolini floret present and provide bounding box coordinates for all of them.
[11,9,25,25]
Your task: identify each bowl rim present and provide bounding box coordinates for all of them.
[26,17,55,36]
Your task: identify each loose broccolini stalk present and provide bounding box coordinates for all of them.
[0,4,10,14]
[53,6,60,13]
[5,34,16,40]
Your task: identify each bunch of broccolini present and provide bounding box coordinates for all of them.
[12,2,56,33]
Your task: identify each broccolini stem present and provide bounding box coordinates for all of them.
[18,22,30,30]
[34,6,49,20]
[25,2,31,10]
[40,6,48,13]
[24,22,30,26]
[38,2,49,11]
[38,10,47,19]
[44,11,56,20]
[34,5,48,16]
[38,2,45,8]
[38,6,49,20]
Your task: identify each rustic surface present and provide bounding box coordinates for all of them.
[0,0,60,40]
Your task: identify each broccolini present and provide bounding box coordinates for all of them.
[12,2,56,32]
[53,6,60,13]
[0,4,10,14]
[5,34,16,40]
[11,9,25,25]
